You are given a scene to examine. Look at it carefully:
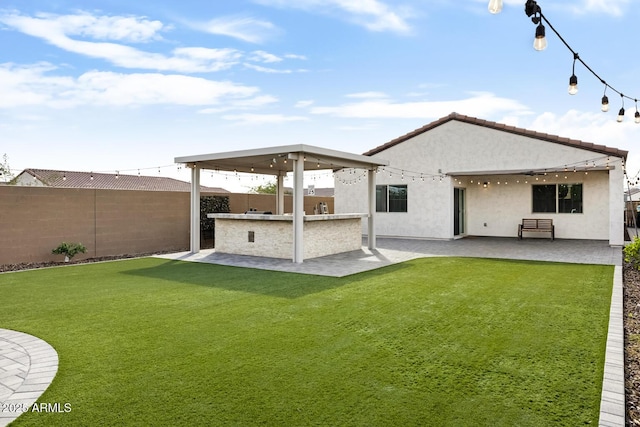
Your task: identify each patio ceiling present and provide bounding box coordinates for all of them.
[175,144,388,175]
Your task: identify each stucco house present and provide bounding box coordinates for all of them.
[335,113,628,246]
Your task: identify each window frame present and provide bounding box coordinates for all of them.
[376,184,408,213]
[531,183,583,214]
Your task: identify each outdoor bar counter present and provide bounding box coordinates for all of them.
[208,213,366,259]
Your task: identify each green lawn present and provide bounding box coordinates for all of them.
[0,257,612,426]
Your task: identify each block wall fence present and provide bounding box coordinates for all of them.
[0,186,334,265]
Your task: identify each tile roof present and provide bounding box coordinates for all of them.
[364,112,628,159]
[16,169,229,193]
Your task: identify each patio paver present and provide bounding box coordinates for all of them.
[0,329,58,427]
[155,236,622,277]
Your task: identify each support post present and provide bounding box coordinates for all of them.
[276,173,285,215]
[609,161,624,246]
[190,164,201,253]
[292,155,304,263]
[368,168,376,250]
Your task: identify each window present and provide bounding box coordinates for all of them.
[558,184,583,213]
[532,185,556,213]
[532,183,583,213]
[376,185,407,212]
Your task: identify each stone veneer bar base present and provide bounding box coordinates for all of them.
[210,213,365,260]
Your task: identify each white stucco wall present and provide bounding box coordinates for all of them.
[461,172,609,239]
[335,120,624,244]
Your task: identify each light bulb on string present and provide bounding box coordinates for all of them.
[568,53,579,95]
[617,94,625,123]
[601,84,609,112]
[533,23,547,51]
[487,0,503,14]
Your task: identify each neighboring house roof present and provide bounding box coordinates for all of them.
[14,169,229,193]
[626,187,640,202]
[364,112,628,159]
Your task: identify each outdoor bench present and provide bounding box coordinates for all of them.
[518,218,554,240]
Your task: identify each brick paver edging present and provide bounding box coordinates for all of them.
[0,329,58,427]
[599,265,625,426]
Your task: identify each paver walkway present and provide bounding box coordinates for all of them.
[0,329,58,427]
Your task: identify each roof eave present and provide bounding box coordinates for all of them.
[363,112,628,160]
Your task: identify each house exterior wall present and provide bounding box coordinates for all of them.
[459,171,610,239]
[335,120,624,244]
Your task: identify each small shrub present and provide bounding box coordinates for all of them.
[52,242,87,262]
[200,195,230,233]
[624,236,640,269]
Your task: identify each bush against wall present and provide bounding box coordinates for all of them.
[200,196,230,245]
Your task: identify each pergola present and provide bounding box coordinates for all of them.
[175,144,389,263]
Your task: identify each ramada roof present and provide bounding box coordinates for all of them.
[18,169,229,193]
[364,112,628,159]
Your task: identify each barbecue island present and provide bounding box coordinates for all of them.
[208,212,366,259]
[175,144,389,263]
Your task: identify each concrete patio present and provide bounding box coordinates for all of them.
[155,236,622,277]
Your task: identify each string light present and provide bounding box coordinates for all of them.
[487,0,502,14]
[601,86,609,112]
[568,53,578,95]
[336,154,619,187]
[490,0,639,123]
[617,94,625,123]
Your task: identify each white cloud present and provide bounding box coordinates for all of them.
[0,12,242,73]
[49,12,166,42]
[221,113,309,124]
[569,0,630,17]
[346,91,389,99]
[248,50,282,63]
[253,0,412,34]
[295,100,315,108]
[243,63,294,74]
[0,62,260,108]
[310,92,530,119]
[284,53,307,60]
[198,95,279,114]
[193,15,279,43]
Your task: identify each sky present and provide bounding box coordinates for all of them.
[0,0,638,191]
